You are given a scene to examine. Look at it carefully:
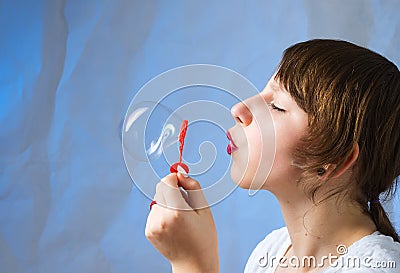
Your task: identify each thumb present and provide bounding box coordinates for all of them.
[177,171,209,211]
[177,171,201,190]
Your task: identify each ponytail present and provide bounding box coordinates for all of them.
[369,200,400,243]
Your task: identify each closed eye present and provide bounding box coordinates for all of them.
[268,102,286,113]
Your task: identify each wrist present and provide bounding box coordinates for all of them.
[171,259,220,273]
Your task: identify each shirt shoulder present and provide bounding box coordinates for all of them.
[349,231,400,256]
[324,232,400,273]
[253,226,290,255]
[244,226,290,273]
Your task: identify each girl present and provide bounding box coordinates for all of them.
[145,39,400,272]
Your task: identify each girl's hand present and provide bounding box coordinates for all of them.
[145,172,220,273]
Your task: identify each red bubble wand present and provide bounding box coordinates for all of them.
[169,120,190,174]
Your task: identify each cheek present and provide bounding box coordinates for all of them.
[230,124,275,189]
[263,121,307,187]
[229,127,258,188]
[274,119,306,159]
[230,142,251,188]
[248,119,275,189]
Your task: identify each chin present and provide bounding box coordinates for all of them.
[230,168,247,188]
[230,160,271,190]
[230,168,258,189]
[236,180,252,189]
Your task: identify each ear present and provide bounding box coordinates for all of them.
[318,143,359,180]
[331,142,359,179]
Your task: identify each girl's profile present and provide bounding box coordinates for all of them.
[145,39,400,273]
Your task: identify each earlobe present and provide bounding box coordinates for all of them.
[331,142,360,179]
[317,164,335,180]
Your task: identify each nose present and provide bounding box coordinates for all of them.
[231,100,253,126]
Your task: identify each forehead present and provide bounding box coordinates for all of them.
[262,76,304,111]
[266,76,289,95]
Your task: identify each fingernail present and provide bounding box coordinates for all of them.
[177,165,189,177]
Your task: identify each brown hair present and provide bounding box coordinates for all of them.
[275,39,400,242]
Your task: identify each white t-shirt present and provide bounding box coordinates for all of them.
[244,227,400,272]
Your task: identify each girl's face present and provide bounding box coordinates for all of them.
[228,76,308,193]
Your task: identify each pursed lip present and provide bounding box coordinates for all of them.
[226,131,238,155]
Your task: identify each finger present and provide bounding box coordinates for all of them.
[177,172,210,211]
[160,174,192,210]
[151,182,166,208]
[146,188,164,238]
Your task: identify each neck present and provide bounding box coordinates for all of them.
[277,194,376,261]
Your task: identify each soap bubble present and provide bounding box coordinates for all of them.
[122,101,183,163]
[121,64,276,209]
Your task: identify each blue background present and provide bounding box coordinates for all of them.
[1,1,399,272]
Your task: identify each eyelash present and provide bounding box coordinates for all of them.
[268,103,286,113]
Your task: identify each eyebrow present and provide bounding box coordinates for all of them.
[270,82,282,94]
[269,81,293,104]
